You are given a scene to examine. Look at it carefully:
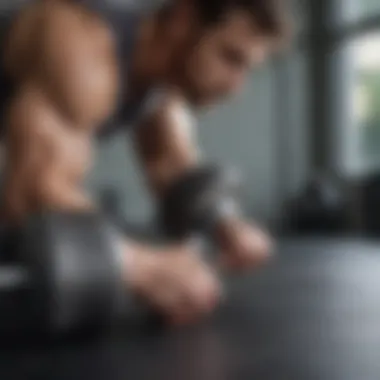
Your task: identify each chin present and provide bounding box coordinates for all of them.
[202,94,228,107]
[195,98,211,107]
[187,95,208,108]
[188,89,224,108]
[192,99,215,109]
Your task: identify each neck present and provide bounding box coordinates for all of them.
[129,15,174,92]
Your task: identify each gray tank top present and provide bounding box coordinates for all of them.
[0,0,154,139]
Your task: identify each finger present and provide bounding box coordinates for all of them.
[164,293,201,326]
[189,271,221,311]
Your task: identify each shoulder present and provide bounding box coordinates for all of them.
[5,0,119,125]
[5,0,116,76]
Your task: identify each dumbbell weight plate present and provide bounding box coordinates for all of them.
[13,212,127,335]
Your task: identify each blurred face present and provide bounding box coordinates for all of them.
[176,10,275,106]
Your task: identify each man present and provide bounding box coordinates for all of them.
[0,0,289,325]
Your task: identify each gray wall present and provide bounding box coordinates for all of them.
[278,51,310,199]
[87,135,154,225]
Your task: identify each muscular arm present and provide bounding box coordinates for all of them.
[2,0,118,222]
[133,92,200,197]
[4,85,93,217]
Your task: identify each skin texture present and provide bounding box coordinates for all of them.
[2,0,117,222]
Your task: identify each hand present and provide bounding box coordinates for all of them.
[215,218,273,271]
[126,243,222,326]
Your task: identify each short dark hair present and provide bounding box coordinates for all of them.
[192,0,289,39]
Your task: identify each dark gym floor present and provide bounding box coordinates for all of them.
[1,238,380,380]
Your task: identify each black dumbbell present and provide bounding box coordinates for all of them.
[158,165,242,243]
[0,212,129,337]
